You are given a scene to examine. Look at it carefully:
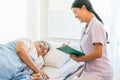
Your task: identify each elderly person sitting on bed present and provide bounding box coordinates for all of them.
[0,38,50,80]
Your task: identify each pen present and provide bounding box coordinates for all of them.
[67,41,71,45]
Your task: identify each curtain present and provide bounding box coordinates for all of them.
[109,0,120,79]
[0,0,27,43]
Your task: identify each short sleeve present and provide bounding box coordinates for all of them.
[17,38,34,53]
[91,23,106,46]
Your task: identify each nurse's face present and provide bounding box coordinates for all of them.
[72,7,86,23]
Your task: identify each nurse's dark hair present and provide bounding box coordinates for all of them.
[72,0,109,44]
[71,0,103,24]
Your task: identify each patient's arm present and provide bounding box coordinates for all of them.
[16,41,49,79]
[16,41,40,73]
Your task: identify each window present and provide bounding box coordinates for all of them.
[48,0,84,39]
[48,0,111,40]
[0,0,27,43]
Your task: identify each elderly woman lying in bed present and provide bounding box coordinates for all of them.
[0,38,50,80]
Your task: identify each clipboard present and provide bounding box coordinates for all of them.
[57,46,85,57]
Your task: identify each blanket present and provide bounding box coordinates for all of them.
[0,41,33,80]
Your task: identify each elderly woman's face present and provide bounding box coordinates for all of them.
[36,42,48,56]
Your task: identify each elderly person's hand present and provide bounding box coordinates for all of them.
[32,71,49,80]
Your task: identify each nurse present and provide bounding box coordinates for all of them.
[70,0,113,80]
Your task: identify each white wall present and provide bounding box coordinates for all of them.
[27,0,80,42]
[0,0,27,43]
[48,0,84,39]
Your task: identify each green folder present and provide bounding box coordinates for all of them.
[57,46,85,57]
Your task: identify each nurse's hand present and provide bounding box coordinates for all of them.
[62,41,71,46]
[70,54,78,62]
[62,43,68,46]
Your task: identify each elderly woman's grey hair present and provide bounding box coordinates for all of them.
[34,40,50,52]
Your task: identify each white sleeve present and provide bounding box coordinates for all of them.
[17,38,34,53]
[91,23,106,46]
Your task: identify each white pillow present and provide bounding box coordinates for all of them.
[44,42,70,68]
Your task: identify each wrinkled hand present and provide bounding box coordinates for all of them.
[32,73,41,80]
[32,71,49,80]
[39,71,49,79]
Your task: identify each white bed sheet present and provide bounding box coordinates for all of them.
[42,59,84,80]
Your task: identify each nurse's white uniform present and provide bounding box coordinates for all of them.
[75,17,113,80]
